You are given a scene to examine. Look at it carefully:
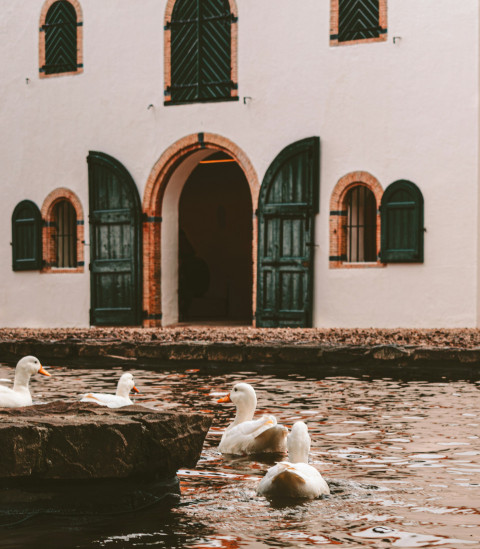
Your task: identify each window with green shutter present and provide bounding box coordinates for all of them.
[11,200,43,271]
[380,180,424,263]
[41,1,79,75]
[166,0,237,105]
[333,0,387,45]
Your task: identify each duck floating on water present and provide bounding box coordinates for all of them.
[217,382,287,455]
[0,355,51,408]
[81,372,139,408]
[257,421,330,499]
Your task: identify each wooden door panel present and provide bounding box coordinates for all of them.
[256,138,320,328]
[88,152,142,326]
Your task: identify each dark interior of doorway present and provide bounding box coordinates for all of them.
[179,153,253,323]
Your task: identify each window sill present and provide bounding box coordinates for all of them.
[329,261,386,269]
[42,267,84,274]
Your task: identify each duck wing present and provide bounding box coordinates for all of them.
[219,416,287,454]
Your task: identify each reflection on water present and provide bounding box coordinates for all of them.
[0,363,479,548]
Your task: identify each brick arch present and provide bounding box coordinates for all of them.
[142,133,259,326]
[41,188,84,272]
[164,0,238,103]
[329,171,384,269]
[39,0,84,79]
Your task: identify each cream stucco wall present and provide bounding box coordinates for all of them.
[0,0,479,328]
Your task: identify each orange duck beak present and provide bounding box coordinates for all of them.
[38,365,51,377]
[217,393,231,403]
[132,386,140,394]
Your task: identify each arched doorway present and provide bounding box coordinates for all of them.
[142,133,259,327]
[178,152,252,322]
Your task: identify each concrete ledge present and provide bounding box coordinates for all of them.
[1,339,480,371]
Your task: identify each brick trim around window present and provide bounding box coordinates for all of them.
[329,171,384,268]
[330,0,387,47]
[41,188,84,272]
[163,0,238,104]
[39,0,84,78]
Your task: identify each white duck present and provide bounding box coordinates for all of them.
[0,355,51,408]
[81,372,139,408]
[217,382,287,455]
[257,421,330,499]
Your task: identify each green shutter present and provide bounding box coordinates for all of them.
[12,200,42,271]
[380,180,424,263]
[42,1,78,75]
[338,0,381,42]
[256,137,320,328]
[168,0,236,104]
[87,152,143,326]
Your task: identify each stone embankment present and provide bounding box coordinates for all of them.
[1,327,480,371]
[0,401,212,516]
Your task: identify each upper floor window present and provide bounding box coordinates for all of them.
[331,0,387,46]
[164,0,238,105]
[39,0,83,77]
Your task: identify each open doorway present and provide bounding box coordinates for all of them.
[178,152,253,323]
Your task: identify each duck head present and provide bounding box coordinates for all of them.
[218,382,257,424]
[116,373,139,398]
[13,356,50,390]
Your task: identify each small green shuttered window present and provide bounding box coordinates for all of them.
[41,1,79,75]
[167,0,236,104]
[380,180,424,263]
[11,200,42,271]
[338,0,381,42]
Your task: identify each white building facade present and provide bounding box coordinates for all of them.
[1,0,479,329]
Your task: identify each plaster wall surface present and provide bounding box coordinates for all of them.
[0,0,478,328]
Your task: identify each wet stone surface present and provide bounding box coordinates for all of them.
[0,401,212,481]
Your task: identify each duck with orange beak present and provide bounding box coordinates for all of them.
[217,382,287,455]
[81,372,139,408]
[0,355,51,408]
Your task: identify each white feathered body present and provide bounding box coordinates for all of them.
[80,372,138,408]
[257,461,330,499]
[256,421,330,499]
[219,414,287,454]
[80,392,133,408]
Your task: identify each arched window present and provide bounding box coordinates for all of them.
[329,172,383,268]
[345,185,377,262]
[165,0,238,105]
[53,200,77,267]
[380,180,424,263]
[41,189,84,272]
[11,200,42,271]
[330,0,387,46]
[40,0,83,77]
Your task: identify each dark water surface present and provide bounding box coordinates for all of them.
[0,362,479,548]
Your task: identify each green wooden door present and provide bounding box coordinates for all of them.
[87,152,142,326]
[256,137,320,327]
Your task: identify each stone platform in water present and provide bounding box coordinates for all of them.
[0,401,212,517]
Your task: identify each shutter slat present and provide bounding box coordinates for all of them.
[12,201,42,271]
